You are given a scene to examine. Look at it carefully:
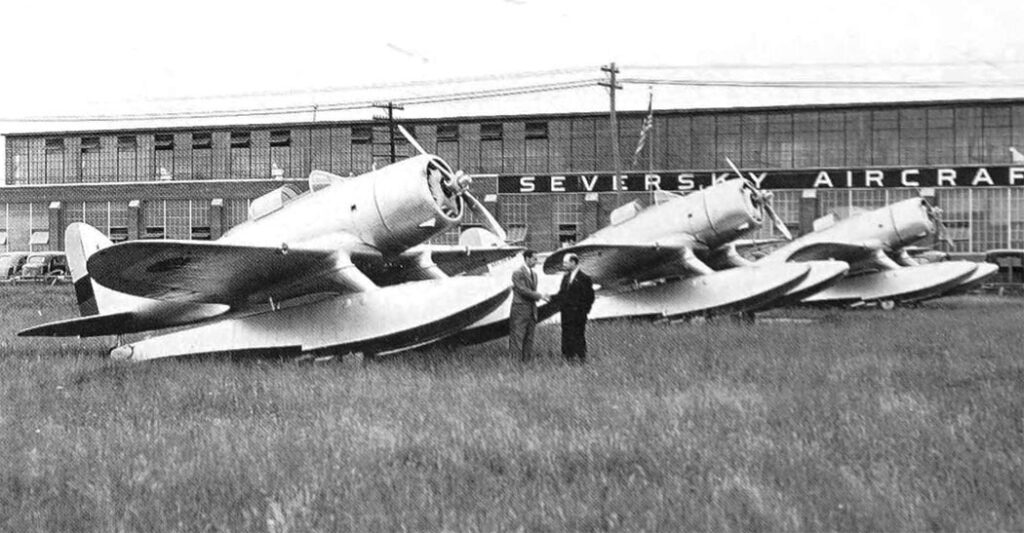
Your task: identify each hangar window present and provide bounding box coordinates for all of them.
[230,131,251,149]
[117,136,137,151]
[270,130,291,147]
[144,226,165,240]
[481,123,503,141]
[437,124,459,141]
[192,132,212,150]
[558,224,578,246]
[109,226,129,242]
[191,226,212,240]
[525,121,548,140]
[351,126,372,145]
[44,138,64,152]
[154,134,175,151]
[80,137,101,153]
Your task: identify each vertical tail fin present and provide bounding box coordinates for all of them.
[65,223,115,317]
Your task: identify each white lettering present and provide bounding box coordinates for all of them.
[711,172,729,186]
[520,176,535,193]
[616,175,628,191]
[1010,167,1024,185]
[972,168,994,186]
[676,173,696,190]
[748,172,768,188]
[900,169,920,187]
[865,170,884,187]
[937,168,957,186]
[580,175,599,191]
[551,175,566,192]
[846,171,854,188]
[644,174,662,190]
[813,171,835,188]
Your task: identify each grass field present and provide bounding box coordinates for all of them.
[1,285,1022,531]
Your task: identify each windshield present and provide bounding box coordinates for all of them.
[26,256,48,266]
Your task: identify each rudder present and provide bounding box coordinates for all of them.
[65,223,114,317]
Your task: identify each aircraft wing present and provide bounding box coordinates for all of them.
[410,244,525,276]
[542,239,703,287]
[778,240,884,264]
[87,239,379,305]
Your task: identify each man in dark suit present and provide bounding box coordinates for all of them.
[509,250,547,361]
[554,253,595,363]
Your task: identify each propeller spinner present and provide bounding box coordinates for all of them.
[725,157,793,240]
[398,125,508,242]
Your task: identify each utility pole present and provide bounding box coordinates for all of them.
[598,62,623,178]
[372,101,405,164]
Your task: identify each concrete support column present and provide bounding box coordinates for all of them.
[210,198,224,239]
[48,201,63,252]
[798,189,818,237]
[128,200,141,240]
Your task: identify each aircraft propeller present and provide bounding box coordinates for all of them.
[725,157,793,240]
[921,196,956,250]
[397,125,508,242]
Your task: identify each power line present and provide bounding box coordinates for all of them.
[624,60,1024,71]
[620,77,1024,89]
[72,66,599,105]
[0,79,601,123]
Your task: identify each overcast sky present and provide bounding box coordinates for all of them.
[1,0,1023,133]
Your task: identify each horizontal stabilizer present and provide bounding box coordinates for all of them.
[19,312,136,337]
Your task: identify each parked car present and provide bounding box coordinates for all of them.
[0,252,30,281]
[985,249,1024,284]
[19,251,70,283]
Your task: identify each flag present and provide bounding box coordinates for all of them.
[631,88,654,167]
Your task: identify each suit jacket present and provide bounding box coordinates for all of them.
[511,265,544,311]
[556,269,595,319]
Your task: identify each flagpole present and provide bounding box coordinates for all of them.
[649,86,654,172]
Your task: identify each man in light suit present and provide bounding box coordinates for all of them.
[553,253,595,363]
[509,249,546,361]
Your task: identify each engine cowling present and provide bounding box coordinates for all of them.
[221,155,465,255]
[887,197,935,248]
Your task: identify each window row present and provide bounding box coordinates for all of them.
[9,104,1024,186]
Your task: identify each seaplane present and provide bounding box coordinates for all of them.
[18,127,524,362]
[449,162,828,344]
[743,193,999,308]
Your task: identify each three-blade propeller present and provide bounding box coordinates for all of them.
[725,157,793,240]
[397,125,508,242]
[922,198,956,249]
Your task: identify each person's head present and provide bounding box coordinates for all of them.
[523,249,538,267]
[562,253,580,271]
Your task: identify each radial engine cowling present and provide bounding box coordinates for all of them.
[685,179,765,248]
[886,197,935,248]
[356,154,466,252]
[220,154,465,254]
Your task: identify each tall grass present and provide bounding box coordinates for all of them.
[1,286,1022,531]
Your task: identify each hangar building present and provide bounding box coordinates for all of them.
[3,97,1024,254]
